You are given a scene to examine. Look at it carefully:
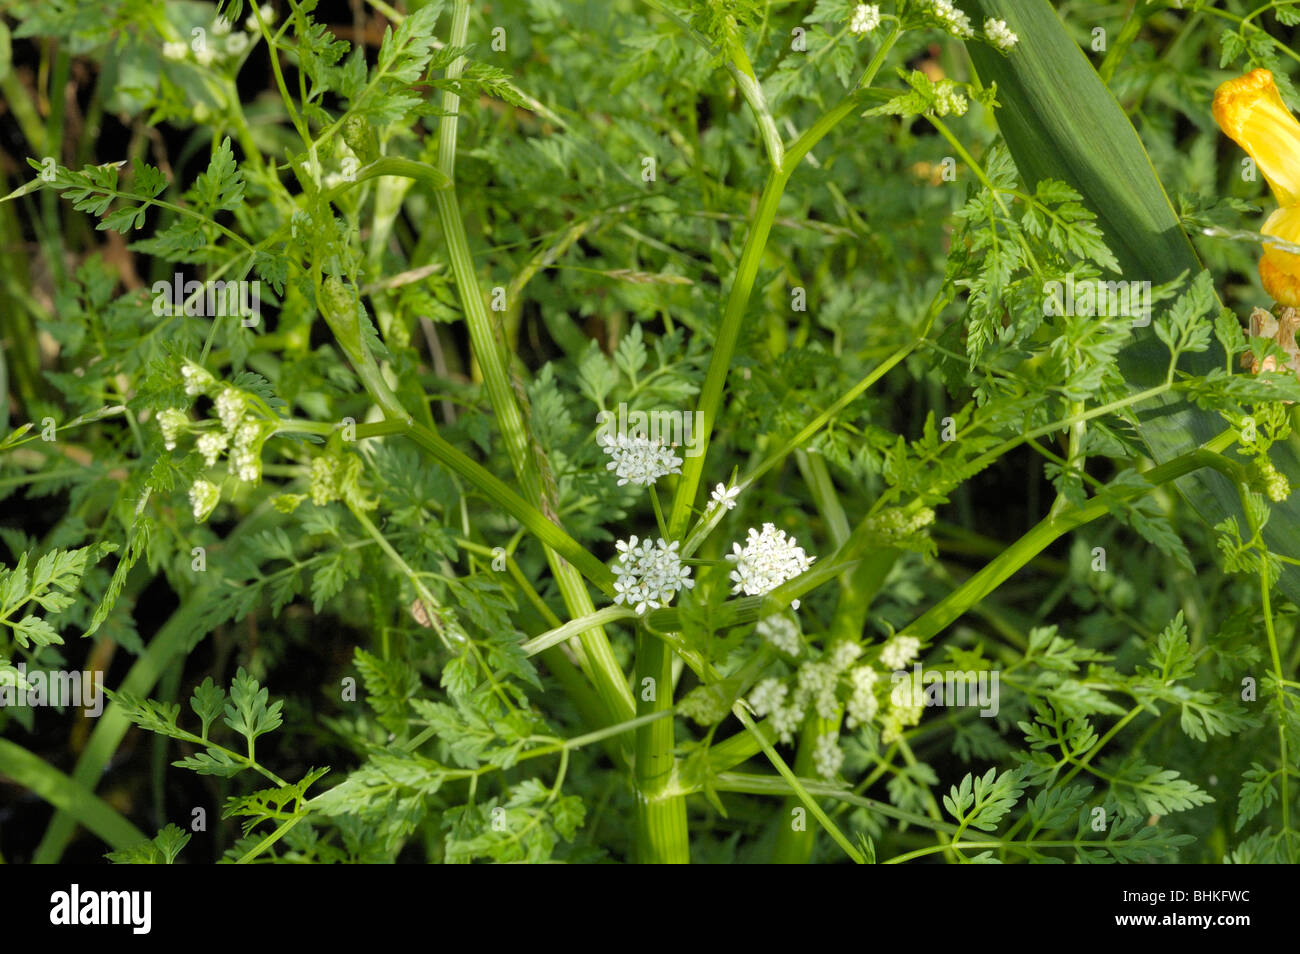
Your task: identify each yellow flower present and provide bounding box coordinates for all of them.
[1259,205,1300,308]
[1213,69,1300,306]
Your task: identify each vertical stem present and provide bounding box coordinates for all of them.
[431,0,634,724]
[633,633,688,862]
[668,167,790,537]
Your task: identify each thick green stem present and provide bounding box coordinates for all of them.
[668,166,790,537]
[430,0,634,729]
[633,633,688,862]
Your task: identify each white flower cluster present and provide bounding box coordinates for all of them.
[814,732,845,780]
[845,665,880,729]
[881,673,924,744]
[245,4,276,31]
[162,16,255,67]
[182,362,215,397]
[229,421,265,483]
[756,614,801,656]
[197,431,228,467]
[924,0,974,38]
[598,433,683,487]
[880,635,921,670]
[612,536,694,614]
[799,660,841,720]
[215,387,246,432]
[984,18,1018,51]
[745,636,874,759]
[189,478,220,522]
[156,408,189,451]
[726,523,815,608]
[172,362,273,520]
[849,4,881,35]
[932,80,969,117]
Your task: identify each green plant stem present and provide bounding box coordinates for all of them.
[633,632,688,862]
[668,28,899,539]
[428,0,634,737]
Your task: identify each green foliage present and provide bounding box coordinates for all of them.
[2,0,1298,868]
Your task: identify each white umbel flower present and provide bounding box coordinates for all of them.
[770,699,807,744]
[246,4,275,31]
[798,660,840,720]
[984,18,1018,50]
[189,478,220,522]
[612,535,694,614]
[229,420,263,483]
[181,362,215,397]
[710,482,740,511]
[829,641,863,672]
[225,32,250,57]
[598,432,683,487]
[813,732,844,780]
[212,17,233,37]
[162,41,189,61]
[756,615,801,656]
[726,523,815,608]
[845,665,880,729]
[196,431,228,467]
[748,678,788,718]
[880,635,921,670]
[926,0,974,38]
[156,408,188,450]
[215,388,246,432]
[849,4,881,35]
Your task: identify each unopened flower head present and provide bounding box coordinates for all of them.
[849,4,881,35]
[189,478,220,522]
[181,362,215,397]
[829,640,863,672]
[756,614,801,656]
[926,0,974,38]
[156,408,188,450]
[196,430,228,467]
[226,32,250,57]
[984,18,1018,51]
[598,432,683,487]
[769,698,807,745]
[310,456,341,506]
[246,4,275,31]
[934,81,969,117]
[229,420,266,483]
[726,523,815,608]
[612,535,694,614]
[215,387,246,432]
[813,732,844,780]
[845,665,881,729]
[710,482,740,511]
[212,17,232,36]
[797,660,840,720]
[880,635,921,671]
[747,677,788,718]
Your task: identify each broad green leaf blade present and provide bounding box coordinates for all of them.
[966,0,1300,599]
[0,738,146,851]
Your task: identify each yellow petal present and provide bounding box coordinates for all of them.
[1260,205,1300,307]
[1214,69,1300,208]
